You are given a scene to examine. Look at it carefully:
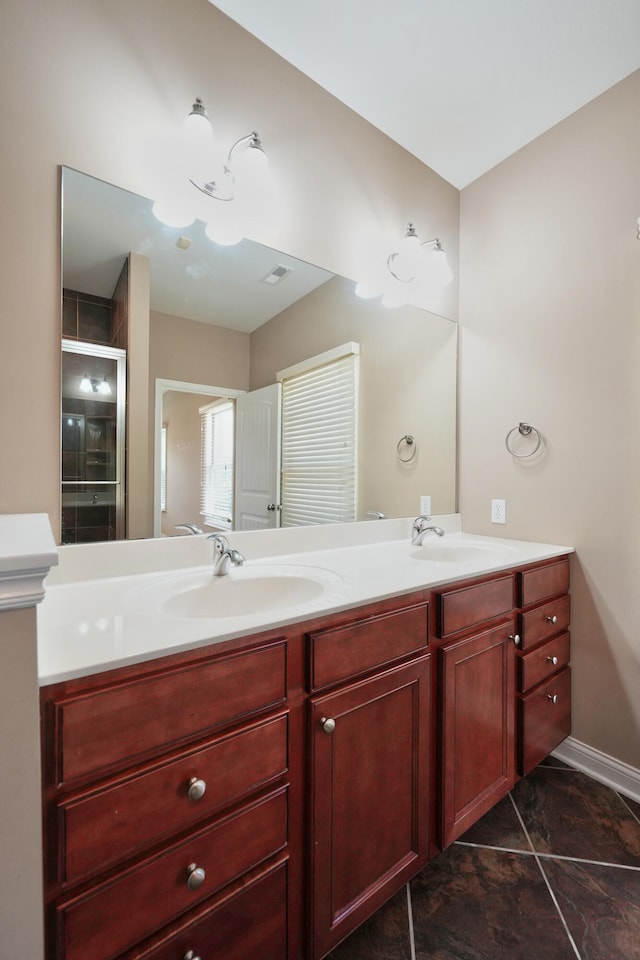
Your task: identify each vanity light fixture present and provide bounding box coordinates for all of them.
[355,222,453,308]
[152,97,272,245]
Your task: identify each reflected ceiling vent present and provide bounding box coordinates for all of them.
[260,264,293,286]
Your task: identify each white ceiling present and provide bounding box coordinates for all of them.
[209,0,640,188]
[63,168,333,332]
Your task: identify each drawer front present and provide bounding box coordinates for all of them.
[61,713,288,884]
[519,595,570,649]
[438,575,514,639]
[57,786,288,960]
[518,558,569,608]
[519,633,570,693]
[309,602,428,691]
[519,668,571,775]
[56,640,287,784]
[129,858,287,960]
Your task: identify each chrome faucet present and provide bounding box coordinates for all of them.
[174,523,204,535]
[208,534,246,576]
[411,515,445,545]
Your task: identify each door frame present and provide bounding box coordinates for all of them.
[153,378,246,537]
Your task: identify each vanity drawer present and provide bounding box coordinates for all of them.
[308,601,428,691]
[518,595,570,649]
[437,575,514,639]
[127,857,288,960]
[519,668,571,775]
[56,786,288,960]
[55,640,287,784]
[518,558,569,607]
[518,633,570,693]
[59,713,288,885]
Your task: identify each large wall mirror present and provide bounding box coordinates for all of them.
[61,166,457,543]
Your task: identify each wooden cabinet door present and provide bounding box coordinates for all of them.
[440,622,516,848]
[310,656,431,960]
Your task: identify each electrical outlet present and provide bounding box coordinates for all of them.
[491,499,506,524]
[420,495,431,515]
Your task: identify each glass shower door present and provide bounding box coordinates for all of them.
[61,340,126,543]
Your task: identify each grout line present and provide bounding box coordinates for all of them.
[455,840,640,872]
[511,792,583,960]
[406,882,417,960]
[619,792,640,825]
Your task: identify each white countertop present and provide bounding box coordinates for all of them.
[37,516,573,686]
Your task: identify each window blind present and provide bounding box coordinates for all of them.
[280,350,359,526]
[200,399,234,530]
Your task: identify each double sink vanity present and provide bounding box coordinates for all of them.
[34,515,572,960]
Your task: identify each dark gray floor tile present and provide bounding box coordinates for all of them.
[457,794,531,851]
[539,755,576,770]
[512,765,640,866]
[541,858,640,960]
[410,844,576,960]
[324,886,412,960]
[620,793,640,821]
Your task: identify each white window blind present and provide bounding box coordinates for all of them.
[279,347,359,526]
[200,399,235,530]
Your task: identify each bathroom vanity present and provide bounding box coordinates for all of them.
[37,520,571,960]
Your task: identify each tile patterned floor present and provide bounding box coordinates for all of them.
[326,758,640,960]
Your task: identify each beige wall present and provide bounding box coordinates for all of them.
[251,276,457,518]
[0,607,44,957]
[459,70,640,768]
[0,1,458,950]
[161,391,214,536]
[150,310,250,390]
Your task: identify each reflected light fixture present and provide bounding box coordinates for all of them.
[80,374,111,395]
[152,97,272,245]
[355,222,453,308]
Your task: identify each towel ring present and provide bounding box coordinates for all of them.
[397,434,417,463]
[505,422,542,459]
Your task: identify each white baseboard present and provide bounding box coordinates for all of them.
[552,736,640,804]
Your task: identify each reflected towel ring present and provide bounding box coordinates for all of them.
[397,434,417,463]
[505,422,542,459]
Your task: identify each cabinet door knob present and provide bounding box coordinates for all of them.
[546,615,558,624]
[267,503,276,511]
[320,717,336,734]
[509,634,521,646]
[184,952,202,960]
[186,863,206,890]
[547,694,559,704]
[187,777,207,801]
[546,655,559,666]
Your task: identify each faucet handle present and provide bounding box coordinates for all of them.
[208,533,229,554]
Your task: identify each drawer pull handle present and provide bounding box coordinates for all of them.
[547,694,559,704]
[321,717,336,734]
[509,634,521,646]
[184,953,202,960]
[187,777,207,802]
[186,863,206,890]
[546,655,559,666]
[546,615,558,624]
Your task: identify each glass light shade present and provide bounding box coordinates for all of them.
[204,212,244,246]
[354,279,382,300]
[430,246,453,286]
[184,104,215,186]
[152,184,196,229]
[79,374,92,393]
[388,225,422,283]
[98,377,111,395]
[380,278,409,309]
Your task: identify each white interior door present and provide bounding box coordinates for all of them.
[235,383,281,530]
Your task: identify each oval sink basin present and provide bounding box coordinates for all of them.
[412,539,517,564]
[158,564,342,619]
